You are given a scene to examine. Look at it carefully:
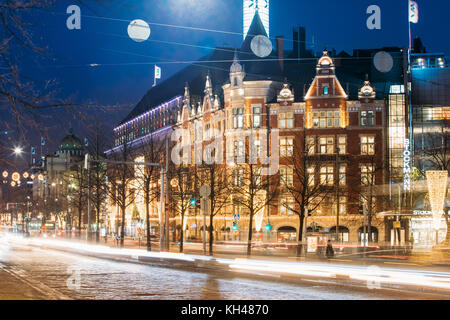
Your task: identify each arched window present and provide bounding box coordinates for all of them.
[358,226,378,243]
[329,226,350,242]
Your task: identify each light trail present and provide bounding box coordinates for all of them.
[3,233,450,293]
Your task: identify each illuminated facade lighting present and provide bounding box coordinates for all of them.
[426,171,448,231]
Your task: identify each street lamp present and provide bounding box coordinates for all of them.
[13,146,23,156]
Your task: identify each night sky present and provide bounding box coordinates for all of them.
[4,0,450,165]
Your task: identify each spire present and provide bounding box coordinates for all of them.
[204,71,213,96]
[242,10,268,45]
[183,82,191,107]
[230,50,243,74]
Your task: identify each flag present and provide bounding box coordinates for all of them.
[409,0,419,23]
[155,65,161,79]
[41,137,45,146]
[84,137,89,147]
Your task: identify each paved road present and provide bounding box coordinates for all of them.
[0,237,447,300]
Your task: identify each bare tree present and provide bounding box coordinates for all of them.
[282,130,330,256]
[107,140,135,247]
[133,135,165,251]
[229,162,278,256]
[168,163,194,253]
[197,161,231,255]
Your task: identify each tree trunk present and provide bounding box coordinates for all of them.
[95,208,100,243]
[247,212,254,256]
[296,212,305,257]
[209,213,214,256]
[120,204,125,248]
[78,205,82,238]
[179,214,184,253]
[145,193,151,252]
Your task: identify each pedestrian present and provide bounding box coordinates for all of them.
[326,240,334,258]
[115,235,120,246]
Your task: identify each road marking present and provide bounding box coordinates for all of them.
[332,259,352,262]
[384,262,419,266]
[1,266,72,300]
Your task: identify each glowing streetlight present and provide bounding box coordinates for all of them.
[13,146,23,156]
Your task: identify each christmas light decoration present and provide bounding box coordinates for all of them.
[426,171,448,231]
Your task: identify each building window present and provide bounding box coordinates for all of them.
[280,197,295,216]
[306,136,315,155]
[280,137,294,157]
[319,136,334,154]
[337,136,346,154]
[280,166,294,187]
[361,111,375,126]
[361,165,375,185]
[234,140,245,159]
[312,110,340,128]
[251,139,262,158]
[339,165,346,186]
[324,86,329,95]
[233,197,244,215]
[307,166,315,187]
[332,196,347,215]
[253,106,262,128]
[233,108,244,129]
[279,112,294,129]
[204,123,211,140]
[320,165,334,186]
[361,136,375,155]
[233,168,244,187]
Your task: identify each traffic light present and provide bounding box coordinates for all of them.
[190,198,201,208]
[232,222,238,231]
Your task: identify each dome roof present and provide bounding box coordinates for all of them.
[60,129,83,151]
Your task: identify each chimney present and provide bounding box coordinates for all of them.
[276,36,284,72]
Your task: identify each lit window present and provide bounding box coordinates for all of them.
[361,165,375,185]
[280,166,294,187]
[361,136,375,155]
[233,108,244,129]
[320,165,334,186]
[234,140,245,159]
[324,86,329,95]
[233,169,244,187]
[253,106,262,128]
[312,110,340,128]
[319,136,334,154]
[337,136,346,154]
[361,111,375,126]
[306,136,315,155]
[280,137,294,157]
[307,166,315,187]
[279,112,294,128]
[339,165,346,186]
[280,197,295,216]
